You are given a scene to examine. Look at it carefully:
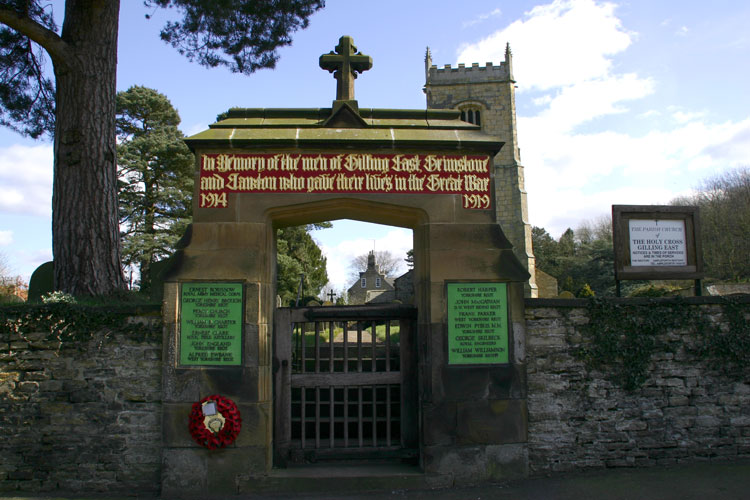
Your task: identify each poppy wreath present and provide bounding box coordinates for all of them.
[188,394,242,450]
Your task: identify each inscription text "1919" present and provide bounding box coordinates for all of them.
[463,194,490,209]
[201,193,227,208]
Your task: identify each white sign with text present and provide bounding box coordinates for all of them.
[628,219,687,266]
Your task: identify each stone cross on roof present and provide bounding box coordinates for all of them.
[319,36,372,101]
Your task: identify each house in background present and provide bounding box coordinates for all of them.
[346,251,416,305]
[346,251,395,304]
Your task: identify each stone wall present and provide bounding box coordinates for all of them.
[0,318,161,494]
[2,298,748,494]
[525,297,750,474]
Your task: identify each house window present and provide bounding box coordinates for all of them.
[376,277,381,288]
[361,277,366,288]
[460,107,482,126]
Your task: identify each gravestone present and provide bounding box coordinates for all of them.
[27,261,54,302]
[161,36,530,496]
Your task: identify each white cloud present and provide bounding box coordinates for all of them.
[0,144,53,216]
[671,110,706,124]
[639,110,660,118]
[527,73,654,133]
[676,26,689,37]
[0,230,12,246]
[523,116,750,235]
[456,0,653,133]
[453,0,750,238]
[462,8,502,29]
[700,120,750,161]
[457,0,634,91]
[317,228,412,291]
[532,94,553,106]
[531,184,685,237]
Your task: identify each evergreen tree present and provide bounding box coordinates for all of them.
[116,86,193,292]
[0,0,324,296]
[532,223,615,296]
[276,225,329,306]
[404,249,414,269]
[531,226,559,276]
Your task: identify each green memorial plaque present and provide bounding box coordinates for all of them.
[180,282,243,366]
[447,282,509,365]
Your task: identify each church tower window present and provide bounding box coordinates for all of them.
[460,108,481,126]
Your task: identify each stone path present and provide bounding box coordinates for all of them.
[333,330,374,343]
[3,457,748,499]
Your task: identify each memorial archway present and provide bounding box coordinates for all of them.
[160,36,530,496]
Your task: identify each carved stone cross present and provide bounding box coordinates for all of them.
[319,36,372,101]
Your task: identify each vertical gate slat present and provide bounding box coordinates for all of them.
[315,386,321,449]
[356,322,362,372]
[300,322,306,373]
[329,321,334,373]
[329,385,334,448]
[301,387,306,448]
[357,386,363,448]
[314,322,320,373]
[372,384,377,446]
[344,386,349,447]
[343,320,349,373]
[386,385,392,446]
[371,321,376,372]
[385,322,391,372]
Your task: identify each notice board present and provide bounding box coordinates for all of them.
[179,282,243,366]
[447,282,509,365]
[612,205,703,280]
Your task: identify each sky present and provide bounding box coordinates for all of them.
[1,0,749,292]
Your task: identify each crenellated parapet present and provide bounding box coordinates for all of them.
[427,61,512,84]
[425,43,515,85]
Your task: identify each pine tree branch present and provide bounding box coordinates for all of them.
[0,7,69,65]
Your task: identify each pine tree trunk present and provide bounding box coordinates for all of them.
[52,0,123,295]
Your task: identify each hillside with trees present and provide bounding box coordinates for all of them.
[533,167,750,297]
[671,167,750,282]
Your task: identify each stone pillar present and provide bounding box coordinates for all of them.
[416,221,529,482]
[160,222,274,497]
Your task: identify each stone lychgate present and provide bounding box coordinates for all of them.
[161,36,530,496]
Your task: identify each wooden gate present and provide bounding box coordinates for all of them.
[273,304,418,465]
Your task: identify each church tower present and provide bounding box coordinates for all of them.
[424,45,537,297]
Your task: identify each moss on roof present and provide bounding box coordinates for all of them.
[185,107,504,154]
